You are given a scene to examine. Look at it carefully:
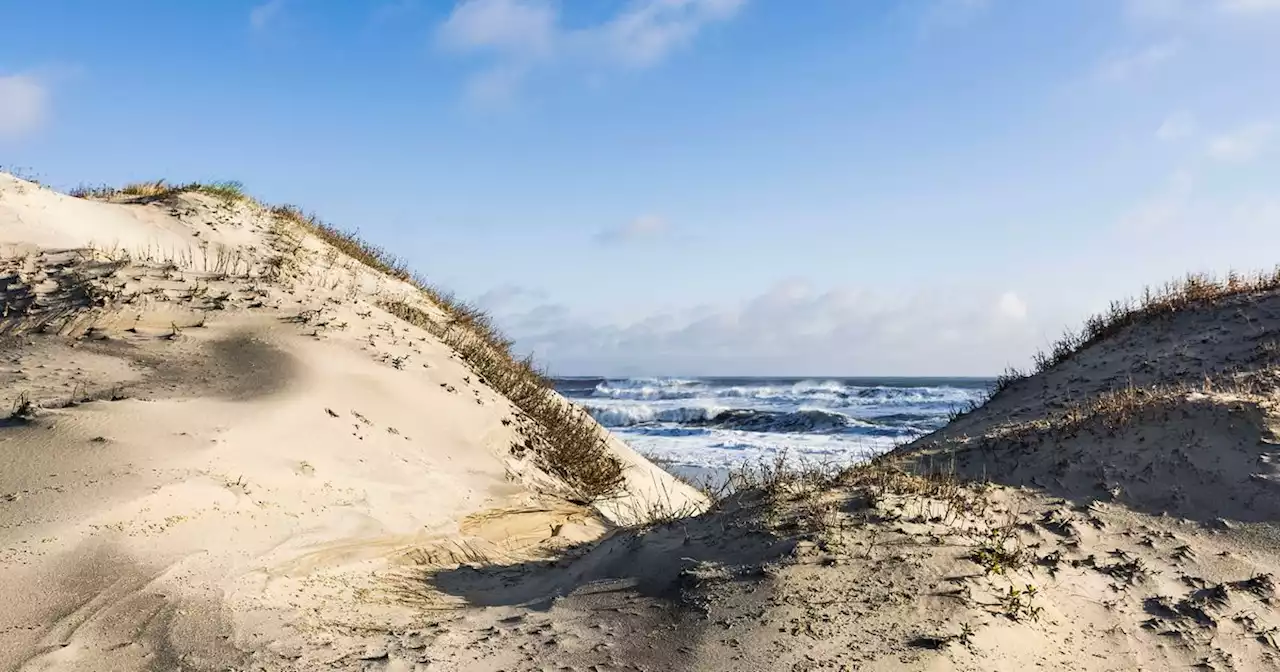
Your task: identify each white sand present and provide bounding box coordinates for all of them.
[7,172,1280,671]
[0,174,703,671]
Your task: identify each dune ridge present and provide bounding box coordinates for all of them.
[0,173,702,671]
[6,172,1280,670]
[375,260,1280,670]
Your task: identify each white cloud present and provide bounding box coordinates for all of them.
[1098,42,1179,81]
[593,0,747,68]
[436,0,746,101]
[995,291,1028,322]
[250,0,287,32]
[1207,122,1274,162]
[1156,111,1196,141]
[595,215,668,244]
[483,279,1042,376]
[0,72,49,140]
[437,0,556,56]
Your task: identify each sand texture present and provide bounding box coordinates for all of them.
[0,174,702,671]
[5,172,1280,671]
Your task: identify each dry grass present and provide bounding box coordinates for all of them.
[1,166,42,185]
[1039,269,1280,373]
[381,300,624,502]
[265,199,626,502]
[973,375,1270,452]
[269,204,415,282]
[970,269,1280,407]
[55,176,626,502]
[70,180,246,202]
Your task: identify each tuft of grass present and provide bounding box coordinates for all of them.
[270,204,414,282]
[184,180,246,202]
[969,268,1280,410]
[119,180,175,198]
[69,183,117,199]
[0,166,42,185]
[380,299,624,502]
[970,524,1027,576]
[71,179,247,203]
[8,392,36,420]
[1036,270,1280,374]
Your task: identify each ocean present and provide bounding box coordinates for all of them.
[553,376,993,477]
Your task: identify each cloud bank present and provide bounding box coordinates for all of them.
[479,281,1039,377]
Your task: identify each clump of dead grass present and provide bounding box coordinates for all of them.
[949,268,1280,421]
[1012,269,1280,386]
[70,179,246,202]
[990,375,1270,446]
[6,392,36,422]
[269,204,415,282]
[380,300,624,503]
[970,522,1027,575]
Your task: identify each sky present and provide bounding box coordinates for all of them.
[2,0,1279,377]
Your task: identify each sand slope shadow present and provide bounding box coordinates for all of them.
[901,391,1280,526]
[81,330,298,402]
[402,494,792,611]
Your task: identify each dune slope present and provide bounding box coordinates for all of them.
[8,171,1280,671]
[0,174,702,671]
[370,274,1280,671]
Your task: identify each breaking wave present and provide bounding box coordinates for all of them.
[587,377,976,407]
[553,375,992,470]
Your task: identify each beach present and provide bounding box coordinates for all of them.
[5,172,1280,670]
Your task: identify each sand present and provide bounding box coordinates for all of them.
[0,174,702,671]
[386,276,1280,670]
[5,171,1280,671]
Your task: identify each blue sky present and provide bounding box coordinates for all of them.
[3,0,1279,376]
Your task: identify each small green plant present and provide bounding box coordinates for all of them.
[186,180,245,202]
[971,524,1026,575]
[999,584,1043,621]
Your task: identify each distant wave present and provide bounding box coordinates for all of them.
[585,404,728,427]
[556,376,986,470]
[586,377,979,407]
[584,404,915,436]
[690,408,868,433]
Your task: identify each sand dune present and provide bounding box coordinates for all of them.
[0,174,702,671]
[376,273,1280,670]
[6,172,1280,670]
